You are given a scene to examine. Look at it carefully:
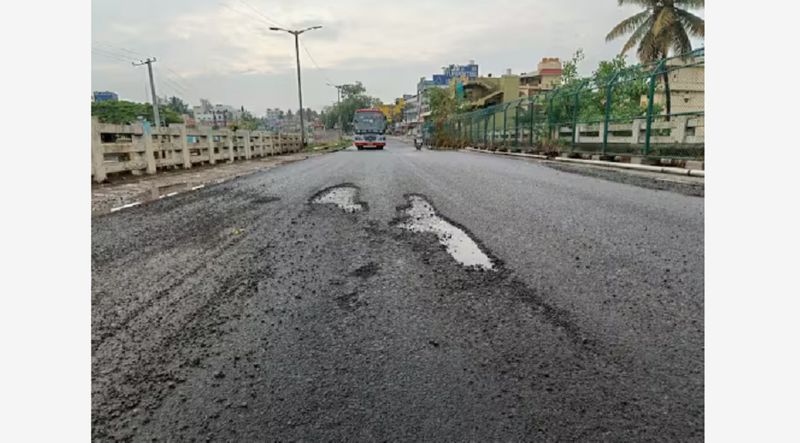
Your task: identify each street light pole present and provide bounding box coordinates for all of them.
[270,25,322,148]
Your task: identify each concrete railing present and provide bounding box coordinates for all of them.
[91,118,302,182]
[477,115,704,150]
[557,115,705,146]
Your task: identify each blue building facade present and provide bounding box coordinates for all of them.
[93,91,119,102]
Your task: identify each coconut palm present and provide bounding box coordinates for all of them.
[606,0,704,116]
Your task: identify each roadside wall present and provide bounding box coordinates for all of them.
[91,118,302,183]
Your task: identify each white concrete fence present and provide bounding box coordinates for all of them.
[558,115,705,146]
[475,115,704,148]
[91,117,302,183]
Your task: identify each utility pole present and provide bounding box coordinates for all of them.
[327,82,345,135]
[269,25,322,147]
[293,33,305,145]
[133,58,161,128]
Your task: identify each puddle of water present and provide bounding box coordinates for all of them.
[397,195,494,270]
[311,185,365,213]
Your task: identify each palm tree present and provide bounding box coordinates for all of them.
[606,0,704,117]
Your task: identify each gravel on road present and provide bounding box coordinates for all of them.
[92,139,703,441]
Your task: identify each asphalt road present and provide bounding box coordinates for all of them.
[92,138,704,441]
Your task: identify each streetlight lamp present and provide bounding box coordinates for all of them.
[269,25,322,148]
[326,82,345,135]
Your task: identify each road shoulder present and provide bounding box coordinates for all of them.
[461,148,704,197]
[92,147,345,216]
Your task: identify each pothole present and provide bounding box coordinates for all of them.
[310,184,366,213]
[394,195,495,270]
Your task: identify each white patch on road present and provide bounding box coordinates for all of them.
[397,195,494,270]
[311,185,365,213]
[110,201,141,212]
[191,184,205,190]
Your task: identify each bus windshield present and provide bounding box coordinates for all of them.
[353,111,386,134]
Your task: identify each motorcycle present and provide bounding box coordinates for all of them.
[413,137,422,150]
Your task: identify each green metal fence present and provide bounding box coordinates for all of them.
[439,48,704,159]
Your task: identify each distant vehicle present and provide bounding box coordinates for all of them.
[352,109,387,150]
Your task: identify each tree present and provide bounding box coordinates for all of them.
[340,82,366,98]
[166,96,191,115]
[605,0,704,116]
[560,49,585,87]
[320,81,381,132]
[427,88,458,146]
[238,110,260,130]
[91,100,182,125]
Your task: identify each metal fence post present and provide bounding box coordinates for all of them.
[502,104,508,147]
[514,102,519,148]
[571,82,586,150]
[547,89,559,142]
[491,110,496,148]
[483,111,488,147]
[644,60,665,155]
[602,74,619,156]
[529,96,535,147]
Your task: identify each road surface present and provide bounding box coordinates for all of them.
[92,138,704,441]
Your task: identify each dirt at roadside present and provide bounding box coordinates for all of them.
[92,150,335,215]
[542,161,705,197]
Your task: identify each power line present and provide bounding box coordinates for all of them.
[92,47,134,63]
[160,74,190,96]
[219,2,273,28]
[95,41,196,94]
[164,66,194,88]
[300,40,335,86]
[93,41,147,59]
[236,0,285,28]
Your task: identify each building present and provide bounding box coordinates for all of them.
[441,61,479,80]
[93,91,119,102]
[417,60,480,122]
[519,57,563,97]
[455,69,521,110]
[193,103,242,128]
[264,108,284,130]
[644,56,705,115]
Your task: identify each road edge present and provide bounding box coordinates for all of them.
[461,147,705,178]
[93,145,348,217]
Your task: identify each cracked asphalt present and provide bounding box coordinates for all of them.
[92,138,704,441]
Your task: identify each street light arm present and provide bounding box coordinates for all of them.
[299,25,322,33]
[269,26,286,32]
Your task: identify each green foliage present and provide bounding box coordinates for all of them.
[427,88,459,147]
[91,100,182,125]
[606,0,704,62]
[561,49,584,86]
[545,54,654,125]
[166,96,191,115]
[238,110,260,130]
[321,81,381,132]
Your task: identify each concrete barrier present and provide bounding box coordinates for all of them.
[91,118,302,182]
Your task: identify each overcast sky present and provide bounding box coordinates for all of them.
[92,0,703,115]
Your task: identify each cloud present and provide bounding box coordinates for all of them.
[92,0,704,111]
